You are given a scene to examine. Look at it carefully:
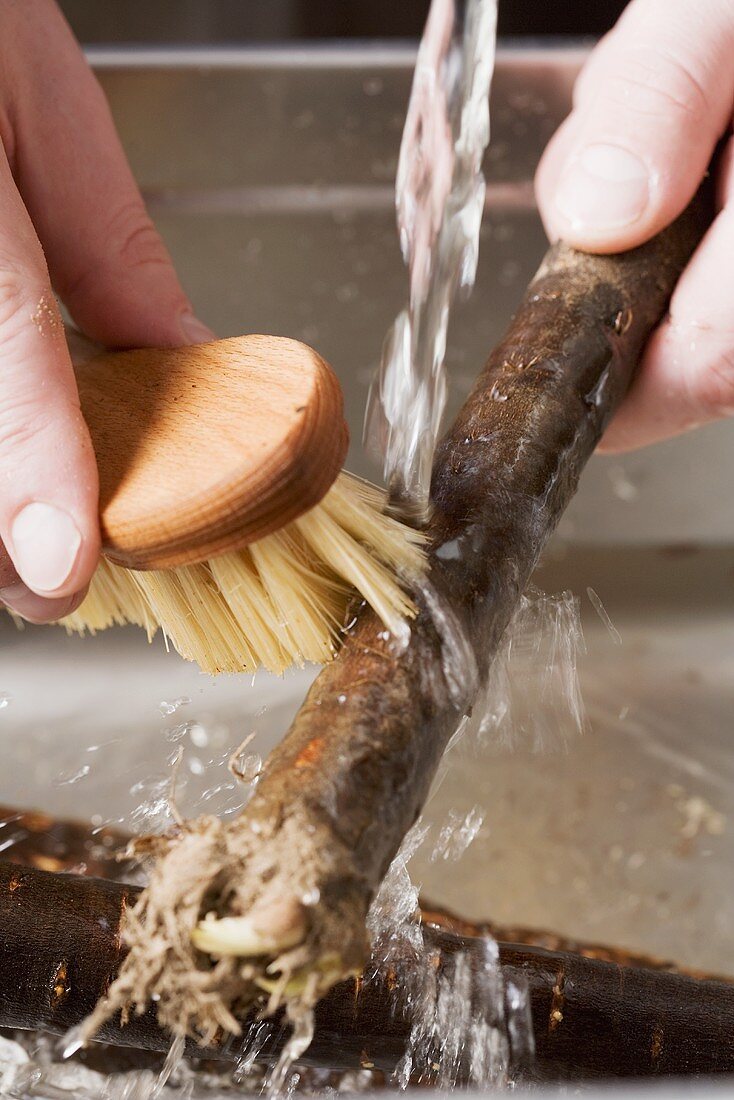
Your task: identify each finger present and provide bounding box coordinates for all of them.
[600,144,734,452]
[535,0,734,252]
[0,147,100,615]
[5,0,212,348]
[1,577,89,624]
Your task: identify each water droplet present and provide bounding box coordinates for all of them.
[231,752,262,785]
[167,745,184,769]
[0,693,10,710]
[165,721,192,743]
[188,756,205,776]
[189,722,209,748]
[159,697,190,717]
[56,764,90,786]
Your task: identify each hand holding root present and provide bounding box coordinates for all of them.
[535,0,734,451]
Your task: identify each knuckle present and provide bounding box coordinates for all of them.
[0,269,59,368]
[0,390,54,456]
[62,200,178,306]
[106,200,171,272]
[0,325,65,460]
[0,264,38,332]
[692,348,734,418]
[595,46,711,127]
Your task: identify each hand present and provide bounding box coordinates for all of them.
[0,0,213,623]
[535,0,734,452]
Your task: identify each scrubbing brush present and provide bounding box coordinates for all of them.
[55,335,426,674]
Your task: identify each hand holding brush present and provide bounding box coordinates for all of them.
[0,3,425,670]
[0,1,214,625]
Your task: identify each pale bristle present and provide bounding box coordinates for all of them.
[60,472,427,675]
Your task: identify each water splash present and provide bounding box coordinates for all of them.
[151,1035,186,1098]
[387,931,531,1089]
[165,721,193,744]
[368,822,428,963]
[365,0,498,517]
[430,805,484,861]
[366,824,532,1090]
[233,1020,277,1083]
[417,573,479,709]
[360,586,588,1087]
[159,698,191,717]
[129,774,181,834]
[586,587,623,646]
[265,1009,315,1098]
[403,938,520,1089]
[473,587,587,752]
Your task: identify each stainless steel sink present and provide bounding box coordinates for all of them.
[0,45,732,1092]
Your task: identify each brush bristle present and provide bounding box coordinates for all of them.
[60,472,427,674]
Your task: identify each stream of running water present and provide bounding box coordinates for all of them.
[365,0,498,520]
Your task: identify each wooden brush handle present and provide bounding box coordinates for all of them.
[74,335,349,570]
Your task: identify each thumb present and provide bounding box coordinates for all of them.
[535,0,734,253]
[0,155,100,619]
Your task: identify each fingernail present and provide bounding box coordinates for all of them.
[555,144,649,231]
[10,503,82,595]
[179,311,215,345]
